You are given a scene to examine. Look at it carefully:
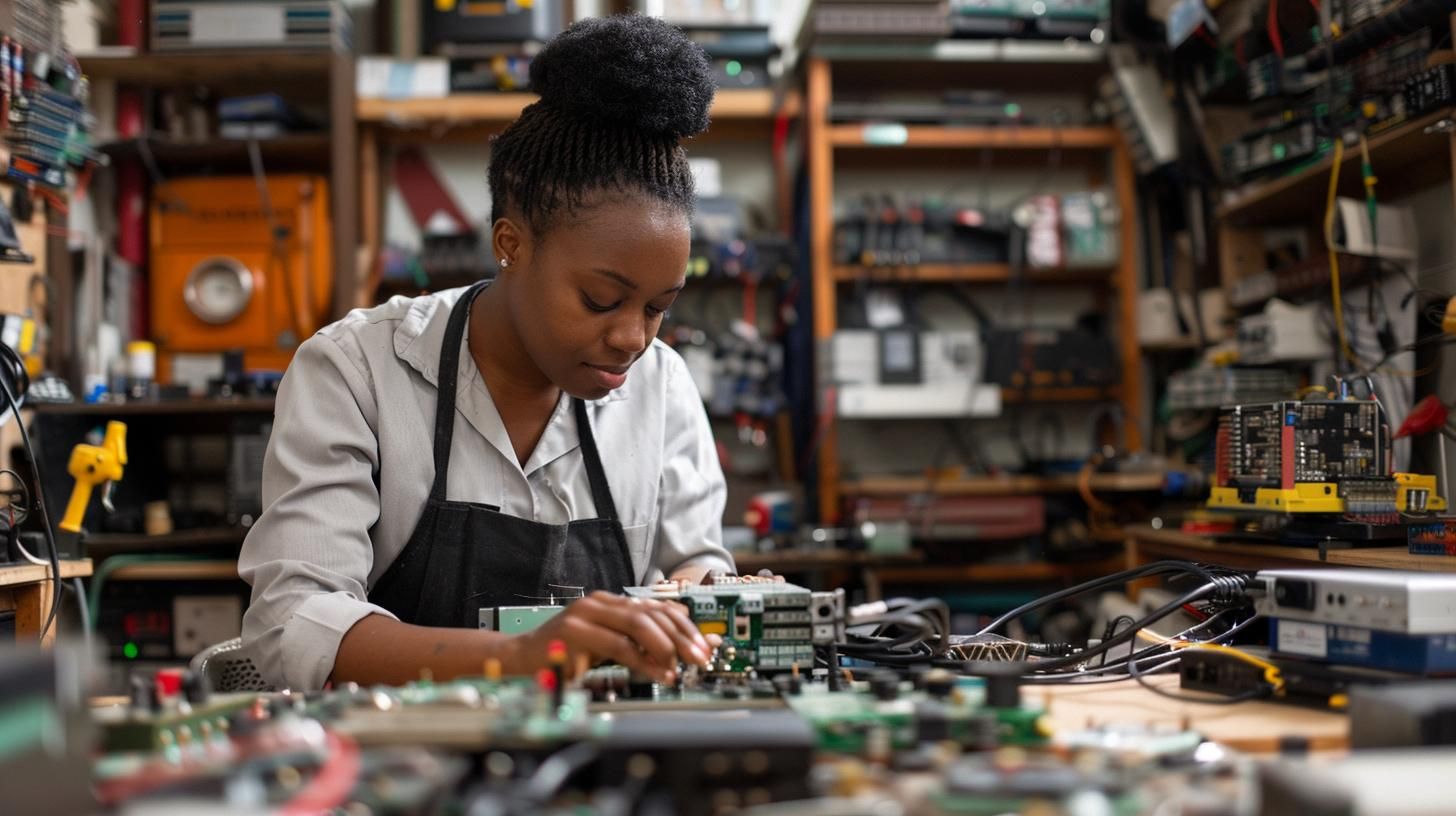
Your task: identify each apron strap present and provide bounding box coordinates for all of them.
[573,397,620,522]
[430,280,491,502]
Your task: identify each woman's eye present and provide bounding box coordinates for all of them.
[646,305,666,318]
[582,294,618,313]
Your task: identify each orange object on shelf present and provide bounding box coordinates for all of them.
[149,175,333,381]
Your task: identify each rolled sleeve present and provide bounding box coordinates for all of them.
[653,353,735,578]
[238,333,395,690]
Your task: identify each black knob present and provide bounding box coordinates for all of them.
[924,669,956,699]
[870,671,900,701]
[963,662,1023,708]
[182,670,210,705]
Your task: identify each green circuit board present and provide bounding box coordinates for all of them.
[625,579,843,673]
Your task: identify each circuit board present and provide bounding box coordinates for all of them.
[625,578,845,673]
[783,679,1049,754]
[1217,400,1384,489]
[1209,398,1442,518]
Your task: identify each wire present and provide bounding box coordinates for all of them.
[522,741,603,804]
[0,341,61,640]
[71,576,92,652]
[1324,138,1359,368]
[1127,650,1270,705]
[976,560,1221,636]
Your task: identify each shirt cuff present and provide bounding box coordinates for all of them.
[279,591,398,691]
[671,551,737,578]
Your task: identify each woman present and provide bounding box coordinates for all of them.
[239,15,735,691]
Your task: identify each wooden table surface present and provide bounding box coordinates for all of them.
[1028,672,1349,754]
[0,558,93,647]
[1124,525,1456,573]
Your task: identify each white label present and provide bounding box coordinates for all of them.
[191,6,286,44]
[1277,620,1328,658]
[862,124,908,146]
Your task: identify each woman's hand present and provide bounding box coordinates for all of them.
[505,591,717,683]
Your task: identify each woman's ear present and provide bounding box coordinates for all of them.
[491,217,528,273]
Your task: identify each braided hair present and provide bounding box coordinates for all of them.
[488,15,715,235]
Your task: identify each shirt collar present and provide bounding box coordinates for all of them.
[390,286,628,475]
[391,286,628,407]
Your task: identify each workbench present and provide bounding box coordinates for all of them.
[0,558,92,646]
[1123,525,1456,573]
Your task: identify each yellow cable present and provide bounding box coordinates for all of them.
[1178,642,1286,692]
[1133,629,1286,693]
[1324,139,1359,367]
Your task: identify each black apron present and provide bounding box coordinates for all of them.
[370,281,637,628]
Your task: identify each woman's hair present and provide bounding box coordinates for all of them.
[487,14,715,234]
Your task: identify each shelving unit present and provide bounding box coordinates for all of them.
[806,54,1144,523]
[354,88,799,307]
[76,51,359,321]
[840,472,1165,497]
[831,263,1114,283]
[32,398,276,416]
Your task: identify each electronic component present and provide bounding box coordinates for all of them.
[478,604,564,634]
[983,327,1120,388]
[1255,568,1456,635]
[1269,618,1456,674]
[1235,299,1329,364]
[150,175,334,381]
[1258,749,1456,816]
[1349,682,1456,748]
[150,1,352,52]
[1209,398,1446,519]
[812,2,951,42]
[1180,646,1413,707]
[1101,50,1179,174]
[1167,368,1292,412]
[1410,519,1456,556]
[0,646,95,816]
[423,0,561,51]
[680,24,777,89]
[826,330,998,419]
[626,578,845,673]
[782,677,1048,755]
[1403,64,1455,117]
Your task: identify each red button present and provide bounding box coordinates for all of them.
[155,668,184,698]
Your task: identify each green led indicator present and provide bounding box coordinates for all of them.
[726,60,742,77]
[123,642,139,659]
[1005,103,1022,117]
[1273,144,1287,160]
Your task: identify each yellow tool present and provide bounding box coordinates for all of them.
[59,421,127,534]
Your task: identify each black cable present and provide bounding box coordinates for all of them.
[520,741,602,804]
[0,342,61,641]
[1022,611,1259,684]
[1011,578,1244,676]
[976,560,1224,636]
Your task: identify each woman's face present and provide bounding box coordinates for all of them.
[505,195,690,400]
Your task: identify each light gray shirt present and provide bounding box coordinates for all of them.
[238,287,734,690]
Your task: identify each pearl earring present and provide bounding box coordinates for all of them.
[499,257,510,269]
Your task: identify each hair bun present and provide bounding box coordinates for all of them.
[530,15,715,140]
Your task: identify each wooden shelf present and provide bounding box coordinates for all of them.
[105,560,241,582]
[77,49,334,87]
[98,134,331,165]
[359,88,783,127]
[829,124,1121,150]
[832,263,1113,283]
[0,559,92,588]
[814,39,1106,65]
[1126,526,1456,574]
[1000,386,1120,403]
[31,398,275,416]
[842,472,1166,497]
[873,555,1124,585]
[1217,109,1455,226]
[86,527,248,557]
[733,548,923,573]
